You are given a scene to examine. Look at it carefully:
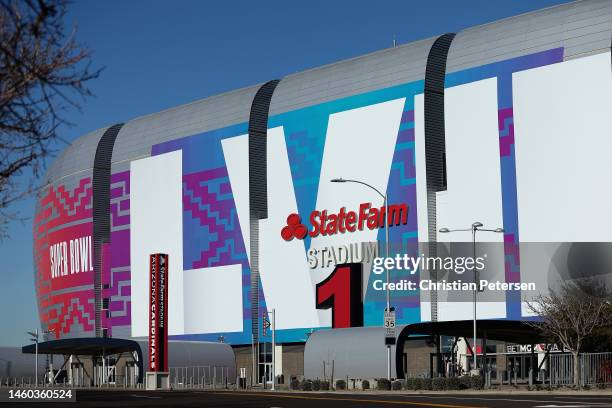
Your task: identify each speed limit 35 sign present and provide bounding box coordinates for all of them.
[384,308,396,345]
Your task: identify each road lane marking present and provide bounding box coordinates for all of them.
[534,405,612,408]
[129,394,162,399]
[207,391,486,408]
[399,395,610,405]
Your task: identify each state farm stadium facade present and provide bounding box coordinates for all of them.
[33,1,612,382]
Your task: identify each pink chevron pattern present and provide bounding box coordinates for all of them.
[33,177,96,338]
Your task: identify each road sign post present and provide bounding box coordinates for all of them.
[384,308,396,346]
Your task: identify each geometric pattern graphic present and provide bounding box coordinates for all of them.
[33,177,95,337]
[183,167,247,269]
[366,106,421,325]
[151,125,254,344]
[108,170,132,333]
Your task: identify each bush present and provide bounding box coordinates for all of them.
[320,380,330,391]
[300,379,313,391]
[377,378,391,390]
[362,379,370,390]
[290,378,300,390]
[469,375,484,390]
[417,377,432,390]
[391,380,403,390]
[336,379,346,390]
[432,377,447,391]
[405,378,417,390]
[459,375,471,390]
[446,376,462,390]
[312,379,321,391]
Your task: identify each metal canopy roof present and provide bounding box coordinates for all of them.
[397,319,547,345]
[395,319,548,378]
[22,337,142,357]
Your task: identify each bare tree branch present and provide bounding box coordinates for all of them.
[0,0,101,239]
[527,279,612,386]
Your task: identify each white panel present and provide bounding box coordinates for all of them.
[436,302,507,321]
[313,98,406,325]
[514,52,612,242]
[259,127,321,330]
[414,94,429,244]
[415,93,433,322]
[513,53,612,311]
[437,78,504,243]
[221,134,250,263]
[274,345,283,377]
[130,150,184,337]
[435,78,506,320]
[183,264,243,334]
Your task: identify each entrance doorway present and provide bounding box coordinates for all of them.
[506,354,536,383]
[258,342,272,384]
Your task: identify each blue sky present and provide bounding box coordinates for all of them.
[0,0,571,346]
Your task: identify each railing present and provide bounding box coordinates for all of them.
[549,352,612,385]
[169,365,231,389]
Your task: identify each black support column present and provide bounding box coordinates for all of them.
[92,123,124,338]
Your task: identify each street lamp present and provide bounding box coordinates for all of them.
[26,329,39,388]
[331,177,392,381]
[28,328,55,387]
[439,222,503,374]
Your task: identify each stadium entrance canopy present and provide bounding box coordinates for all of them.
[22,337,143,385]
[396,320,547,379]
[305,320,547,380]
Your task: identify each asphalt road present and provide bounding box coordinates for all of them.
[6,389,611,408]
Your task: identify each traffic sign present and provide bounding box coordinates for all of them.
[262,312,271,336]
[384,308,396,345]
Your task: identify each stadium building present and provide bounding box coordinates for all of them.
[19,0,612,386]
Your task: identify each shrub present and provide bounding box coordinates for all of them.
[336,379,346,390]
[300,379,313,391]
[405,378,417,390]
[362,379,370,390]
[459,375,471,390]
[432,377,447,391]
[416,377,432,390]
[461,375,484,390]
[320,380,330,391]
[290,378,300,390]
[312,379,321,391]
[446,376,462,390]
[391,380,403,390]
[377,378,391,390]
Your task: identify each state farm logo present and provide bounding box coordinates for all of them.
[281,202,408,241]
[281,214,308,240]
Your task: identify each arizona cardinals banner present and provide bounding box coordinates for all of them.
[149,253,168,372]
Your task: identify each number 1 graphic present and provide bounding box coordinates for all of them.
[315,263,363,328]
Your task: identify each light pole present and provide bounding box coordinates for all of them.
[271,308,276,391]
[28,328,56,387]
[439,222,503,374]
[26,329,39,387]
[331,177,392,381]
